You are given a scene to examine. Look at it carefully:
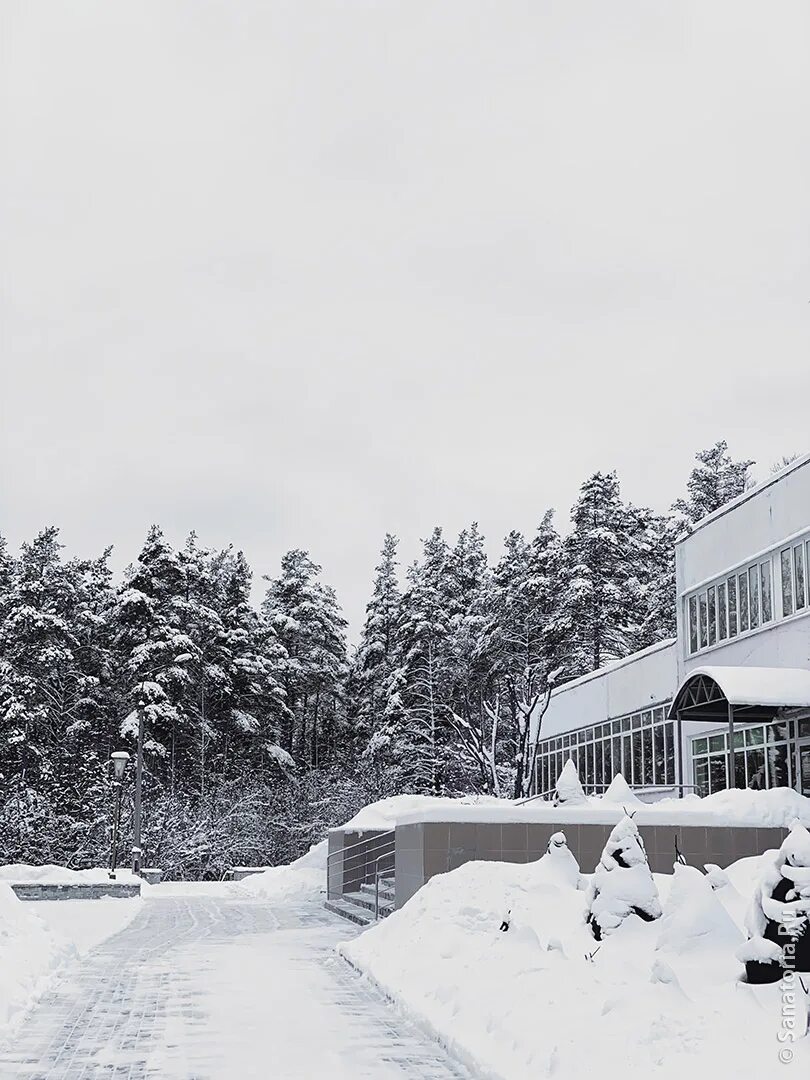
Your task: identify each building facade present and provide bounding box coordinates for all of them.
[535,455,810,800]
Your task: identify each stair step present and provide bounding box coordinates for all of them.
[324,898,375,926]
[359,881,395,901]
[343,891,394,915]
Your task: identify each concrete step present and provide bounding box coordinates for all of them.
[344,890,395,916]
[323,897,375,927]
[359,881,395,903]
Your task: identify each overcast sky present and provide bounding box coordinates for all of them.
[2,1,809,637]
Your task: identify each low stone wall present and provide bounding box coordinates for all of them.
[11,882,141,901]
[395,820,787,908]
[230,868,268,881]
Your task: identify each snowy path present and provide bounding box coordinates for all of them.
[0,889,472,1080]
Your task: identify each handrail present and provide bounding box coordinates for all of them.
[517,782,699,805]
[326,828,395,901]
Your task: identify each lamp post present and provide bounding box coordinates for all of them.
[109,751,130,880]
[132,695,146,876]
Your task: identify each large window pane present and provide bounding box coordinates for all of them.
[699,592,708,648]
[642,725,654,785]
[694,758,709,798]
[749,566,760,628]
[747,747,766,789]
[594,740,604,789]
[734,749,747,789]
[718,582,728,640]
[709,756,727,793]
[664,722,675,786]
[632,730,643,785]
[688,596,698,653]
[782,548,794,616]
[767,743,791,788]
[727,576,737,636]
[738,572,749,632]
[707,586,717,645]
[760,562,772,622]
[795,545,806,611]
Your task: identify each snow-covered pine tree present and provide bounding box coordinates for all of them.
[261,549,348,766]
[673,440,754,527]
[353,534,403,755]
[481,514,565,798]
[113,526,196,784]
[559,472,649,676]
[586,814,662,940]
[396,528,455,793]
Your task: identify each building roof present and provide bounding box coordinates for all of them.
[680,666,810,709]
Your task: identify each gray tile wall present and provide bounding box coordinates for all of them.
[11,882,141,901]
[393,820,788,907]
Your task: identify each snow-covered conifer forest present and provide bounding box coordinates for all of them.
[0,442,762,875]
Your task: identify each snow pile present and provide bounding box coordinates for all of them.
[0,865,146,886]
[0,883,70,1041]
[530,832,583,890]
[602,772,642,806]
[686,786,810,828]
[586,815,661,940]
[342,849,809,1080]
[341,793,502,832]
[239,840,328,902]
[553,759,588,806]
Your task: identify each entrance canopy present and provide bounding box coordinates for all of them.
[669,666,810,723]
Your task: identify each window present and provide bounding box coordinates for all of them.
[738,571,749,632]
[707,586,717,645]
[718,581,728,640]
[782,548,794,616]
[760,562,773,622]
[795,545,806,611]
[727,576,737,636]
[691,722,794,796]
[688,595,698,653]
[698,592,708,648]
[749,566,760,629]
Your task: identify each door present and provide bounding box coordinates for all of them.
[798,743,810,797]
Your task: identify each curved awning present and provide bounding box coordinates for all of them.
[669,666,810,723]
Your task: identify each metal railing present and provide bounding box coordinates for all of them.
[326,829,395,909]
[517,782,698,805]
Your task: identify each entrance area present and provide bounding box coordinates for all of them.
[799,741,810,796]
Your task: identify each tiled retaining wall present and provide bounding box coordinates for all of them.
[11,882,141,901]
[394,821,787,908]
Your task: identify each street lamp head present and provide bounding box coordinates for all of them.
[110,751,130,780]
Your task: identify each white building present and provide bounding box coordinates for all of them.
[535,454,810,800]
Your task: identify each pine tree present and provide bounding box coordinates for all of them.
[559,472,648,675]
[353,534,404,759]
[396,529,455,793]
[673,440,754,526]
[261,550,347,766]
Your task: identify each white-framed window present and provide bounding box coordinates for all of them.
[691,719,794,796]
[779,536,810,618]
[686,556,774,656]
[536,703,674,795]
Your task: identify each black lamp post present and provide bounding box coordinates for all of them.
[132,696,146,876]
[109,750,130,880]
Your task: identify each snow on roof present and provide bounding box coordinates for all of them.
[680,665,810,708]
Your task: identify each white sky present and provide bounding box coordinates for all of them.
[1,1,809,638]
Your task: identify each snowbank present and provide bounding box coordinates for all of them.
[0,882,69,1041]
[0,864,146,886]
[339,793,504,833]
[341,851,809,1080]
[239,840,328,902]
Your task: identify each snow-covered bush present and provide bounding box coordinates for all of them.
[553,759,588,806]
[534,831,583,889]
[586,814,662,940]
[738,823,810,984]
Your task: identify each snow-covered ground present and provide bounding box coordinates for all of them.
[0,882,141,1045]
[341,838,810,1080]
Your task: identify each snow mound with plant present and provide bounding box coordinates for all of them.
[0,883,70,1042]
[341,850,809,1080]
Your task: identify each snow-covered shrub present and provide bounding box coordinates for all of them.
[534,831,583,889]
[737,823,810,984]
[656,863,742,955]
[602,773,642,806]
[586,814,662,941]
[553,759,588,806]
